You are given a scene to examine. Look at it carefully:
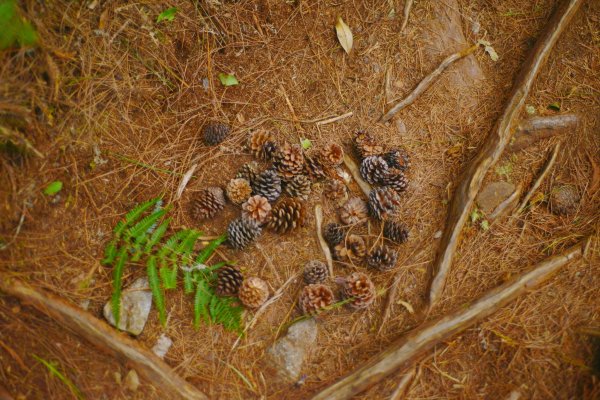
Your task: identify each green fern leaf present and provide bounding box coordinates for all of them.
[160,265,178,290]
[158,230,189,259]
[126,208,168,241]
[101,241,117,265]
[114,197,161,237]
[193,280,212,329]
[195,234,227,264]
[147,256,166,326]
[183,270,194,294]
[111,246,128,327]
[144,219,170,253]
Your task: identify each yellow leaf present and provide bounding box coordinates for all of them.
[396,299,414,314]
[335,16,353,54]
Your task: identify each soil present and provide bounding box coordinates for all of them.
[1,0,599,399]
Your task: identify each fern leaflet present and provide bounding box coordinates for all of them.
[195,234,227,264]
[111,246,128,327]
[194,280,212,329]
[113,197,161,237]
[147,256,166,326]
[183,270,194,294]
[101,241,117,265]
[126,208,168,241]
[144,219,170,253]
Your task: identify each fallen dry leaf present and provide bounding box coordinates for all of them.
[335,16,353,54]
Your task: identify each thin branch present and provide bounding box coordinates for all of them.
[315,111,353,126]
[400,0,414,32]
[427,0,584,308]
[515,142,561,214]
[315,204,334,277]
[379,44,478,123]
[311,239,587,400]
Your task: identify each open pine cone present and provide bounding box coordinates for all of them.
[366,245,398,272]
[273,142,304,179]
[202,122,230,145]
[333,234,366,263]
[227,217,262,250]
[385,148,411,171]
[236,162,259,185]
[190,187,225,220]
[238,276,269,309]
[304,153,327,181]
[353,130,383,159]
[226,178,252,205]
[299,284,335,314]
[323,223,345,246]
[249,130,278,160]
[251,169,282,202]
[323,179,348,205]
[368,187,401,220]
[339,197,368,225]
[303,260,329,284]
[215,265,243,296]
[336,272,376,310]
[320,143,344,166]
[383,221,409,244]
[267,198,305,233]
[360,155,389,184]
[285,175,311,200]
[242,195,272,225]
[382,169,408,194]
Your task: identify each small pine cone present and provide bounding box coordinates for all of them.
[324,179,348,205]
[242,195,272,225]
[333,234,366,263]
[382,169,409,194]
[239,276,269,308]
[299,284,335,314]
[549,185,580,215]
[383,221,409,244]
[267,198,305,233]
[251,169,282,202]
[303,260,329,284]
[360,155,389,184]
[339,197,368,225]
[320,143,344,166]
[249,130,278,160]
[323,223,345,246]
[190,187,225,220]
[236,162,259,185]
[285,175,311,200]
[368,187,401,220]
[227,217,262,250]
[304,153,327,181]
[353,131,383,159]
[366,245,398,272]
[202,122,230,145]
[273,142,305,179]
[336,272,376,310]
[385,148,411,171]
[215,265,243,296]
[226,178,252,205]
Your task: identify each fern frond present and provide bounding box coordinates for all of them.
[113,220,127,238]
[209,295,244,334]
[183,270,194,294]
[101,241,117,265]
[144,219,170,253]
[193,280,212,329]
[113,197,161,237]
[127,208,168,241]
[195,234,227,264]
[147,256,166,326]
[158,230,189,259]
[111,246,128,327]
[177,229,202,254]
[159,266,178,290]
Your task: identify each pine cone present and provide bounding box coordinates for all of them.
[202,122,230,145]
[285,175,311,200]
[385,148,411,171]
[323,223,345,246]
[333,234,366,263]
[242,195,272,225]
[227,217,262,249]
[238,276,269,308]
[382,169,408,194]
[320,143,344,166]
[303,260,329,284]
[190,187,225,220]
[304,153,327,181]
[251,169,282,202]
[226,178,252,205]
[323,179,348,205]
[368,187,401,220]
[339,197,368,225]
[273,142,304,179]
[550,185,580,215]
[215,265,243,296]
[236,162,259,185]
[249,130,278,160]
[360,155,389,184]
[383,221,409,244]
[267,198,305,233]
[336,272,376,310]
[299,284,335,314]
[366,245,398,272]
[353,131,383,159]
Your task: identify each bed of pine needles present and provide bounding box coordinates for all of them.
[0,0,599,399]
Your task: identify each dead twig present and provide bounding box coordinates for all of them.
[343,154,371,196]
[311,239,587,400]
[508,114,579,153]
[379,44,478,123]
[489,185,522,219]
[516,142,561,215]
[315,204,334,277]
[315,111,353,126]
[389,367,416,400]
[427,0,584,308]
[400,0,414,32]
[175,163,198,201]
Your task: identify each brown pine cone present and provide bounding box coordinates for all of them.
[273,142,305,179]
[366,245,398,272]
[333,234,366,263]
[323,223,345,246]
[251,169,282,202]
[190,187,225,220]
[215,265,243,296]
[226,178,252,205]
[303,260,329,284]
[360,155,389,184]
[267,198,305,233]
[323,179,348,205]
[368,187,401,220]
[299,284,335,314]
[238,276,269,308]
[236,162,259,185]
[202,122,230,145]
[304,153,327,181]
[227,217,262,250]
[383,221,409,244]
[249,130,278,160]
[353,131,383,159]
[382,169,408,194]
[549,185,580,215]
[385,148,411,171]
[336,272,376,310]
[320,143,344,166]
[242,195,272,225]
[339,197,368,225]
[285,175,311,200]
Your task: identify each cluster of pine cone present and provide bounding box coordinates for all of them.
[214,264,270,309]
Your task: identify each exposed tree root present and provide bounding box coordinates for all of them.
[509,114,579,153]
[400,0,414,32]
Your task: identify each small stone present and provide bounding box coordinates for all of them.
[396,119,407,136]
[123,369,140,392]
[114,371,122,385]
[103,277,152,336]
[152,334,173,359]
[434,230,442,239]
[476,182,516,215]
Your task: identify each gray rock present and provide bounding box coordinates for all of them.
[152,333,173,359]
[476,182,516,215]
[103,277,152,336]
[264,318,318,384]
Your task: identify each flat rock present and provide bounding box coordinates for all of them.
[103,277,152,336]
[264,318,318,385]
[477,182,516,215]
[152,333,173,359]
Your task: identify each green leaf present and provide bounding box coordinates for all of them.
[218,73,239,87]
[32,355,84,400]
[111,247,128,327]
[43,181,63,195]
[126,208,168,241]
[300,138,312,150]
[470,209,481,223]
[194,280,212,328]
[195,234,227,264]
[101,241,117,265]
[480,220,490,231]
[144,219,170,253]
[147,256,166,326]
[157,7,177,23]
[548,102,561,111]
[183,270,194,294]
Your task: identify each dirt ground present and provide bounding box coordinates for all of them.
[1,0,599,399]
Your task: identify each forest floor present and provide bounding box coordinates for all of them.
[1,0,599,399]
